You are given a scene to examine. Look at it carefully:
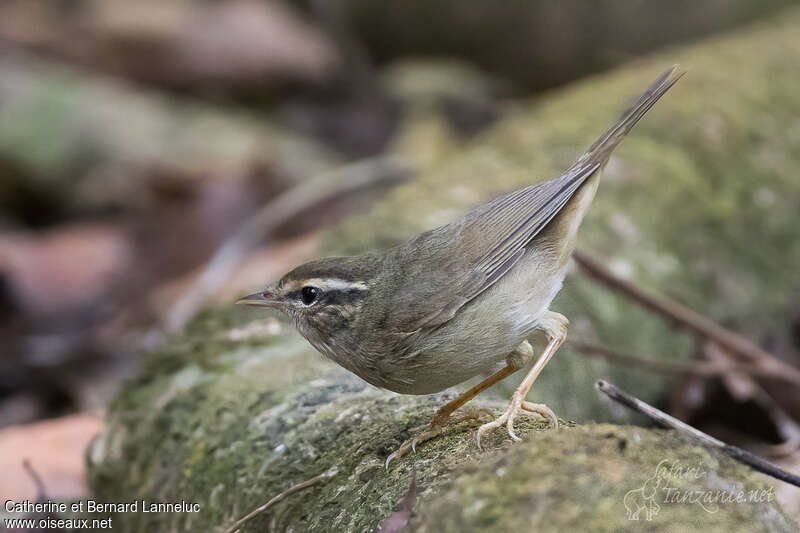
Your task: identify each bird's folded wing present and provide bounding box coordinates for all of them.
[408,161,599,330]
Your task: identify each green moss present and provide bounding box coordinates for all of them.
[89,356,795,532]
[415,425,795,533]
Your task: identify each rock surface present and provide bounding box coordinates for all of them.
[87,310,794,532]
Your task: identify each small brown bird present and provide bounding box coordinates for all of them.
[239,66,683,465]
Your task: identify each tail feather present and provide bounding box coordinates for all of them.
[580,65,685,168]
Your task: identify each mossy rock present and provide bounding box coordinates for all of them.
[415,425,795,533]
[87,307,556,531]
[87,310,793,532]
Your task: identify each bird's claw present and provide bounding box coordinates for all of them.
[385,449,403,469]
[476,394,558,450]
[385,424,443,469]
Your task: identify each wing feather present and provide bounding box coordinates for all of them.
[401,66,684,330]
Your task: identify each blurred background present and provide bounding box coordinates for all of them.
[1,0,799,518]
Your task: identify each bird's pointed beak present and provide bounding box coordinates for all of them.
[236,288,281,308]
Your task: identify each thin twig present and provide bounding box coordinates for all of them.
[570,340,800,387]
[22,459,47,501]
[574,340,800,456]
[573,249,800,386]
[574,249,800,455]
[223,468,338,533]
[166,156,412,333]
[570,340,720,376]
[595,380,800,488]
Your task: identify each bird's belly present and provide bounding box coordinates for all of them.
[384,336,522,394]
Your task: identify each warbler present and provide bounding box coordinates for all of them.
[239,66,683,465]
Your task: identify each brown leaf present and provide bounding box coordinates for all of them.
[379,473,417,533]
[0,224,131,317]
[0,413,103,502]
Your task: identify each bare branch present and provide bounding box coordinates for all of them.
[595,380,800,488]
[573,249,800,386]
[570,340,719,376]
[570,340,800,388]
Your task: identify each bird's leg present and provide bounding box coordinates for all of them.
[476,311,568,449]
[386,341,533,467]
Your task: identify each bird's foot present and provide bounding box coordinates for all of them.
[475,392,558,450]
[385,407,492,468]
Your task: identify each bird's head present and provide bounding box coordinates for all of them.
[237,255,382,350]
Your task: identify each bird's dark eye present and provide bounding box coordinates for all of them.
[300,286,319,305]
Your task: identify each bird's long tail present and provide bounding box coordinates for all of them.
[579,65,684,169]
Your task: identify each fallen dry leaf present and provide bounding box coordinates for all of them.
[0,224,132,318]
[0,413,103,501]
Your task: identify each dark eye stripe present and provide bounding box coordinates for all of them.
[288,287,366,306]
[327,289,367,305]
